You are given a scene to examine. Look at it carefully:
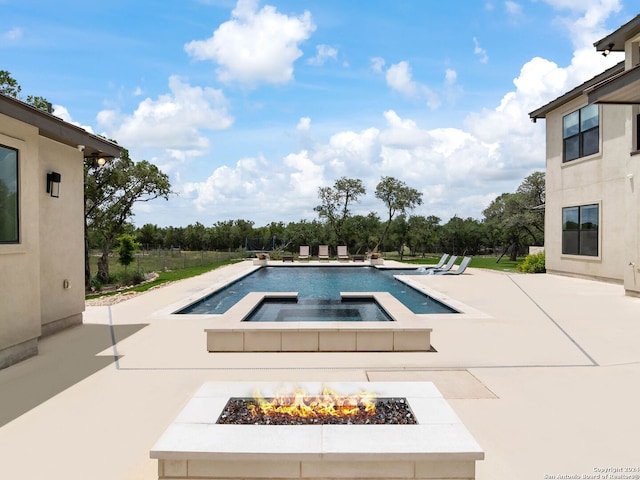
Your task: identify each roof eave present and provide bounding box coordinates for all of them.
[529,61,625,120]
[0,93,122,158]
[593,14,640,53]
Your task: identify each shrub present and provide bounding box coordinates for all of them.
[518,251,546,273]
[117,234,140,269]
[117,270,146,287]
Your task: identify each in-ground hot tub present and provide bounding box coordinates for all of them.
[150,381,484,480]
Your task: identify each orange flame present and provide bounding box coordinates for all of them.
[249,387,377,418]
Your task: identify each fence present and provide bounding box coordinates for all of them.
[89,248,247,279]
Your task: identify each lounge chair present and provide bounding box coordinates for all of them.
[427,255,458,274]
[337,245,350,261]
[298,245,310,261]
[435,256,471,275]
[318,245,330,261]
[422,253,449,271]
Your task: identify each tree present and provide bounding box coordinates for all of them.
[374,176,423,252]
[0,70,51,111]
[482,171,545,261]
[314,177,365,245]
[85,149,172,289]
[407,215,441,257]
[342,212,381,254]
[517,171,545,207]
[440,216,485,255]
[117,234,139,269]
[0,70,21,97]
[136,223,165,250]
[388,214,410,259]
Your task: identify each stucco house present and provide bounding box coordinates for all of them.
[529,14,640,297]
[0,94,122,369]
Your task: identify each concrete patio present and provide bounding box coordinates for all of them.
[1,260,639,480]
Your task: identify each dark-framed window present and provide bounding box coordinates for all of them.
[562,204,598,256]
[0,144,19,243]
[636,113,640,151]
[563,104,599,162]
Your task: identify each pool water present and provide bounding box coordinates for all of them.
[178,266,456,317]
[248,298,393,322]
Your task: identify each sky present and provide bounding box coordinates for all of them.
[1,0,633,228]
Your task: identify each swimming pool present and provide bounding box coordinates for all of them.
[178,266,456,317]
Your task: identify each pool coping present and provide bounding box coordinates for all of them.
[201,290,434,352]
[151,263,488,353]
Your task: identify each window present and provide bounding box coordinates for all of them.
[0,144,19,243]
[563,104,599,162]
[562,204,598,256]
[636,114,640,151]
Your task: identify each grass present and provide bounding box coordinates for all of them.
[86,251,244,299]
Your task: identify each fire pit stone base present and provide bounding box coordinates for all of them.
[151,382,484,480]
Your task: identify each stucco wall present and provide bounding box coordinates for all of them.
[38,137,85,334]
[0,116,42,368]
[544,95,638,286]
[623,149,640,296]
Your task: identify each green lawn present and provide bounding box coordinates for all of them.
[86,250,245,299]
[400,255,524,273]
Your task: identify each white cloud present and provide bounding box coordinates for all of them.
[473,37,489,64]
[385,61,440,109]
[370,57,385,73]
[284,150,325,197]
[445,68,457,86]
[296,117,311,131]
[97,76,233,150]
[308,44,338,66]
[184,0,315,86]
[184,155,270,210]
[51,105,95,133]
[182,108,523,223]
[505,1,523,18]
[386,61,419,97]
[2,27,22,41]
[141,0,626,226]
[548,0,622,50]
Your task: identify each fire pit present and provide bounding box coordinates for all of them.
[218,386,417,425]
[150,381,484,480]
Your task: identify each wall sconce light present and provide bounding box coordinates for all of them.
[46,171,62,198]
[602,43,615,56]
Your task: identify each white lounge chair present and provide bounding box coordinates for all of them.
[427,255,458,274]
[422,253,449,270]
[435,256,471,275]
[318,245,330,261]
[337,245,350,261]
[298,245,310,261]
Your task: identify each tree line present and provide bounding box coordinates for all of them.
[99,170,544,263]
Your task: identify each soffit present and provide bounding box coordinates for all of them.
[0,93,121,158]
[529,62,625,119]
[586,64,640,104]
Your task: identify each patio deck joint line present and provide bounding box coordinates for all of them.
[508,275,599,366]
